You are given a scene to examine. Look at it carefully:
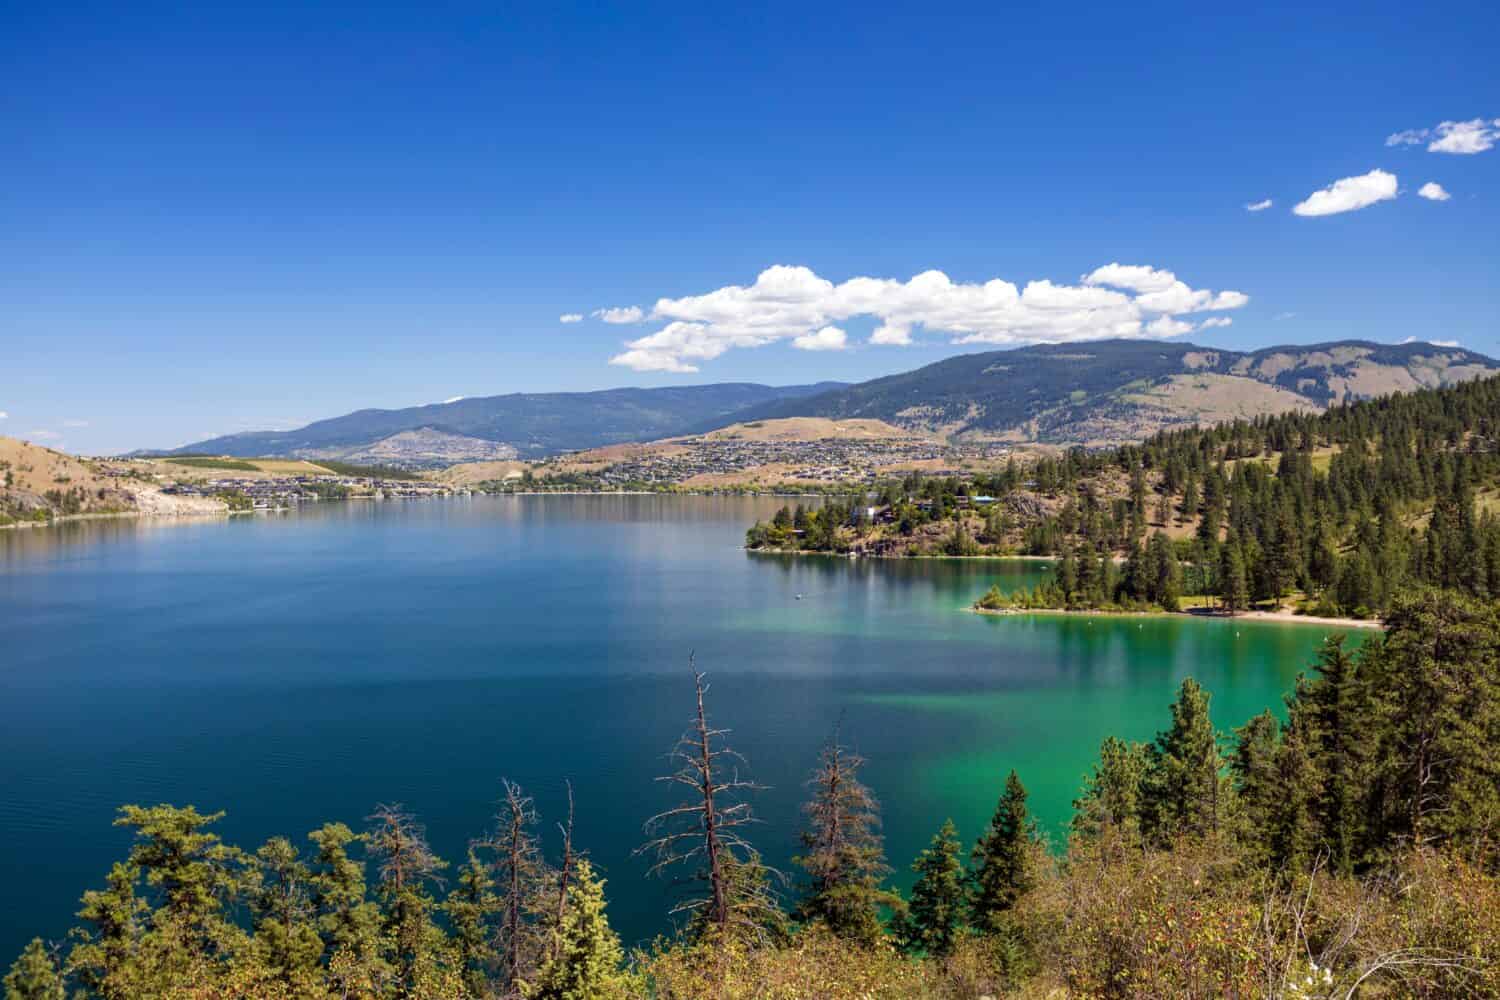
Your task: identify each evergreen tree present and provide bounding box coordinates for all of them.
[1141,679,1226,844]
[1286,636,1367,874]
[4,940,64,1000]
[525,859,629,1000]
[1218,541,1250,613]
[1071,737,1149,846]
[897,819,967,957]
[969,771,1037,932]
[445,845,501,997]
[67,862,143,1000]
[307,822,384,983]
[248,836,323,989]
[1363,590,1500,853]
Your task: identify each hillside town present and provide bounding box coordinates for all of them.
[521,435,1018,489]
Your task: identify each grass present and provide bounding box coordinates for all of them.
[167,457,260,472]
[313,460,421,480]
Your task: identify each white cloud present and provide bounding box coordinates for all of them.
[792,325,849,351]
[0,411,7,420]
[558,313,584,324]
[1293,169,1398,217]
[1401,336,1460,348]
[606,263,1250,372]
[27,429,61,441]
[1273,311,1297,321]
[593,306,644,324]
[1417,181,1451,201]
[1245,199,1273,212]
[441,396,466,404]
[1198,317,1233,329]
[1387,118,1499,154]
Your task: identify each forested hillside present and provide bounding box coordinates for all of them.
[749,372,1500,619]
[7,591,1499,998]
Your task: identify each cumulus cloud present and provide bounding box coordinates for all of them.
[558,313,583,324]
[1417,181,1451,201]
[792,325,849,351]
[0,411,7,420]
[593,306,644,324]
[1401,336,1461,348]
[1293,169,1399,217]
[1245,199,1273,212]
[1387,118,1499,154]
[1198,317,1234,329]
[605,263,1250,372]
[441,396,466,404]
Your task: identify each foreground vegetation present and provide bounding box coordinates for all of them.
[748,373,1500,619]
[7,588,1498,999]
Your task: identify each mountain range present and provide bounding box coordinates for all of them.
[168,382,845,465]
[165,340,1499,465]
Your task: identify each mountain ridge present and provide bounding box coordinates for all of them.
[165,340,1500,466]
[705,339,1499,445]
[165,381,847,465]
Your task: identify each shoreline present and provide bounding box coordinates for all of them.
[0,508,230,531]
[972,604,1383,630]
[746,547,1058,561]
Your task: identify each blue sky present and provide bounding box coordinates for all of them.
[4,1,1498,453]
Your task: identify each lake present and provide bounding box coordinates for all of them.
[0,496,1353,956]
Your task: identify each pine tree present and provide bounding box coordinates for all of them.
[793,734,899,946]
[1071,737,1149,846]
[1141,678,1226,844]
[1364,590,1500,853]
[897,819,967,957]
[445,845,501,997]
[4,939,65,1000]
[969,771,1037,933]
[307,822,385,986]
[1219,541,1250,613]
[525,859,629,1000]
[248,836,324,988]
[67,862,143,1000]
[1286,636,1367,874]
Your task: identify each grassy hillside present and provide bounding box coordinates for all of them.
[719,339,1498,444]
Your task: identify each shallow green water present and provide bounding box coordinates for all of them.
[0,496,1355,953]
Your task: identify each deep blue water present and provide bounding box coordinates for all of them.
[0,496,1350,957]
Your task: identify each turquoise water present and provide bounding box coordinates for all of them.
[0,497,1352,954]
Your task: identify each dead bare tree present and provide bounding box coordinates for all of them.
[636,660,781,942]
[364,804,446,994]
[551,779,576,963]
[793,724,896,943]
[479,779,551,996]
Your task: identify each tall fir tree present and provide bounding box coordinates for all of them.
[1141,678,1227,844]
[897,819,967,957]
[969,771,1038,932]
